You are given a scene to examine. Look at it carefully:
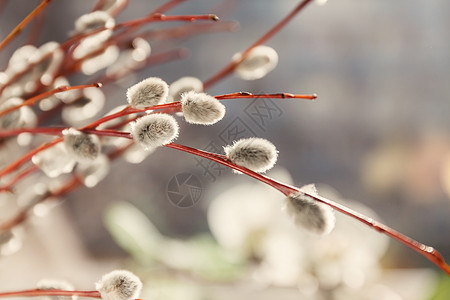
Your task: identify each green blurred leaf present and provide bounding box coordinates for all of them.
[428,275,450,300]
[103,201,163,263]
[159,234,247,281]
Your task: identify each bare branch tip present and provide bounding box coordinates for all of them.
[209,14,220,21]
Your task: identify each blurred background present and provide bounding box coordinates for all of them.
[0,0,449,299]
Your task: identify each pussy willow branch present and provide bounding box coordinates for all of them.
[163,142,450,276]
[0,0,52,52]
[0,83,102,118]
[203,0,314,90]
[0,289,101,299]
[1,119,449,275]
[0,91,315,181]
[61,13,219,51]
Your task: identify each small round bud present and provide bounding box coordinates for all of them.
[232,45,278,80]
[130,113,179,149]
[74,11,115,34]
[36,278,76,300]
[96,0,127,15]
[76,154,110,188]
[81,45,119,75]
[32,143,76,178]
[315,0,328,6]
[30,42,64,86]
[224,137,278,173]
[284,184,336,235]
[126,77,169,109]
[95,270,142,300]
[62,88,105,126]
[63,128,101,162]
[180,91,225,125]
[169,76,203,102]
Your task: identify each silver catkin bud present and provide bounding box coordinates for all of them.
[62,128,101,163]
[126,77,169,109]
[130,113,179,149]
[224,137,278,173]
[180,91,225,125]
[285,184,336,235]
[95,270,142,300]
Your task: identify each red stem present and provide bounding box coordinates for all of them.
[203,0,314,90]
[165,142,297,196]
[0,137,62,180]
[214,92,317,100]
[0,289,101,298]
[163,142,450,276]
[0,83,102,118]
[117,14,219,28]
[0,143,131,231]
[136,21,239,41]
[150,0,190,14]
[0,165,38,193]
[26,4,46,46]
[0,0,52,52]
[1,122,449,275]
[62,14,218,51]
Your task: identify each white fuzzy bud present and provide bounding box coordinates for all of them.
[169,76,203,102]
[62,88,105,126]
[36,278,76,300]
[284,184,336,235]
[63,128,101,162]
[95,270,142,300]
[76,154,110,188]
[126,77,169,109]
[73,12,115,60]
[224,137,278,173]
[81,45,119,75]
[232,45,278,80]
[180,91,225,125]
[96,0,128,15]
[6,45,37,75]
[32,143,76,178]
[30,42,64,86]
[130,113,179,149]
[315,0,328,5]
[75,11,115,35]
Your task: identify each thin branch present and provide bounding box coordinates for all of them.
[203,0,314,90]
[0,0,52,52]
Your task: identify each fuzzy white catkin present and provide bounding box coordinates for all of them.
[95,270,142,300]
[62,88,105,127]
[74,11,115,34]
[232,45,278,80]
[63,128,101,162]
[169,76,203,102]
[284,184,336,235]
[180,91,225,125]
[32,143,76,178]
[130,113,179,149]
[36,278,76,300]
[81,45,119,75]
[224,137,278,173]
[126,77,169,109]
[76,154,110,188]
